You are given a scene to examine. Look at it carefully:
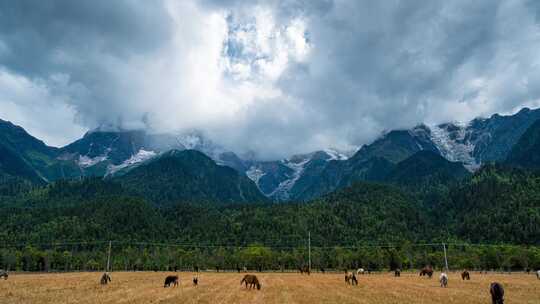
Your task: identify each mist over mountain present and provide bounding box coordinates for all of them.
[1,106,540,202]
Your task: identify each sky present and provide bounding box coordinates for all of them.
[1,0,540,159]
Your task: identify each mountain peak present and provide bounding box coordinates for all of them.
[115,147,267,205]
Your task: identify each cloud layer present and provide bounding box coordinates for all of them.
[1,0,540,158]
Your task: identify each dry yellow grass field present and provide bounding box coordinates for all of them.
[0,271,538,304]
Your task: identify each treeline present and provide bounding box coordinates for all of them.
[1,243,539,272]
[0,165,539,271]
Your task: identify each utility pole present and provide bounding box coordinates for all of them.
[308,231,311,272]
[106,241,112,272]
[442,242,449,272]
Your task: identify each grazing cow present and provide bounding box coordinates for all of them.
[357,268,365,275]
[419,266,434,278]
[537,270,540,280]
[164,275,179,288]
[439,273,448,288]
[241,274,261,290]
[461,270,470,280]
[394,269,401,277]
[0,270,8,280]
[490,282,504,304]
[100,272,111,285]
[193,277,198,286]
[345,273,358,285]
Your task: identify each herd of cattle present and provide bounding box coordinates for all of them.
[1,267,539,303]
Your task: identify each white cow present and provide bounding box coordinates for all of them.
[439,273,448,287]
[356,268,365,275]
[537,270,540,280]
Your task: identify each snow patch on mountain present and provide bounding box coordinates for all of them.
[78,155,108,168]
[246,166,266,185]
[268,157,311,200]
[107,149,157,174]
[323,148,349,160]
[245,149,351,200]
[429,123,479,171]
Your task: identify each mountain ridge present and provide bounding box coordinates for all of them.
[1,106,539,201]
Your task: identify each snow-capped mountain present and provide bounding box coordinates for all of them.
[1,107,539,202]
[283,107,540,201]
[57,129,242,177]
[429,123,479,170]
[244,149,351,201]
[426,107,540,170]
[107,149,157,175]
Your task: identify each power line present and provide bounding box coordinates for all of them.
[0,239,533,250]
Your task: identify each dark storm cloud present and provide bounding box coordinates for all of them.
[1,0,539,157]
[0,0,173,141]
[0,0,171,76]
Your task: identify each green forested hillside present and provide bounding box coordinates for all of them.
[386,151,470,186]
[113,150,267,205]
[0,165,539,272]
[506,118,540,169]
[1,165,538,245]
[440,165,540,244]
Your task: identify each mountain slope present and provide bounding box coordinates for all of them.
[1,106,540,202]
[437,165,540,243]
[0,119,80,182]
[291,157,395,201]
[0,141,43,183]
[60,130,148,165]
[288,128,437,201]
[352,126,440,164]
[386,150,470,185]
[430,107,540,169]
[506,119,540,169]
[245,149,350,201]
[115,150,267,205]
